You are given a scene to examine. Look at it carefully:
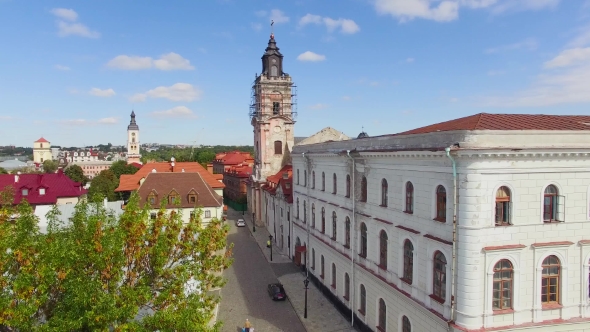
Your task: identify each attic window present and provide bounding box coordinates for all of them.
[22,189,28,196]
[283,172,288,179]
[286,183,291,189]
[39,188,46,195]
[189,194,197,204]
[168,190,179,205]
[148,192,157,205]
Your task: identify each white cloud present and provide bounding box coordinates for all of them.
[270,9,289,24]
[309,103,329,110]
[297,51,326,62]
[130,83,202,102]
[54,64,71,71]
[57,21,100,38]
[59,117,118,126]
[544,47,590,68]
[151,106,196,118]
[97,117,118,124]
[50,8,78,21]
[484,38,538,54]
[89,88,116,97]
[299,14,360,34]
[491,0,560,13]
[106,53,194,71]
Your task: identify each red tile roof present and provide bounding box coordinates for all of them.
[0,170,87,205]
[115,161,224,192]
[129,162,143,169]
[396,113,590,135]
[262,165,293,203]
[35,137,49,143]
[213,151,254,165]
[137,172,222,209]
[225,164,253,178]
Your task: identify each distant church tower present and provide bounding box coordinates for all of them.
[33,137,52,163]
[248,32,297,223]
[126,111,141,164]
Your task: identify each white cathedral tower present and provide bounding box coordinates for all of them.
[126,111,141,164]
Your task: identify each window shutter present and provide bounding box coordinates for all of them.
[557,195,565,222]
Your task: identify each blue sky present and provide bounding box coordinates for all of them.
[1,0,589,147]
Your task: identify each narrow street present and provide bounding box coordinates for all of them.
[218,213,307,332]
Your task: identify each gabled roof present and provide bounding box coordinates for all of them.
[0,170,87,205]
[137,172,222,209]
[116,161,224,192]
[396,113,590,136]
[262,165,293,202]
[213,151,254,166]
[35,137,49,143]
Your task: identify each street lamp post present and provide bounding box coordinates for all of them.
[303,278,309,319]
[252,212,256,232]
[269,235,273,261]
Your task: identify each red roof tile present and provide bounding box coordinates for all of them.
[137,172,222,209]
[213,151,254,165]
[35,137,49,143]
[0,170,87,205]
[115,161,224,192]
[396,113,590,135]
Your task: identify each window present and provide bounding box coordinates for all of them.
[274,140,282,155]
[344,273,350,300]
[402,316,411,332]
[322,172,325,191]
[39,188,45,195]
[435,185,447,222]
[297,169,300,185]
[312,171,316,189]
[189,194,197,204]
[360,223,367,258]
[333,173,337,194]
[332,212,337,240]
[543,185,560,222]
[331,263,336,288]
[493,259,513,310]
[272,101,280,115]
[346,175,351,198]
[345,217,351,248]
[361,176,367,202]
[403,240,414,284]
[495,186,511,226]
[379,230,388,269]
[541,255,560,304]
[433,251,447,302]
[190,211,195,220]
[381,179,388,207]
[296,198,300,219]
[359,284,366,314]
[22,189,28,196]
[304,170,307,187]
[378,298,386,331]
[303,201,307,223]
[321,255,325,278]
[321,207,326,233]
[312,248,315,269]
[150,212,156,220]
[168,192,179,205]
[311,203,316,228]
[150,197,156,205]
[204,210,211,218]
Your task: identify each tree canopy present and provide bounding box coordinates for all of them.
[0,167,7,174]
[141,146,253,167]
[64,164,89,185]
[109,160,140,180]
[42,160,59,174]
[88,169,119,201]
[0,191,232,331]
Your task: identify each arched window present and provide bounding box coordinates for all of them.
[332,211,337,240]
[378,298,386,331]
[321,255,325,278]
[360,223,367,258]
[403,240,414,284]
[361,176,367,202]
[402,316,411,332]
[333,173,337,194]
[381,179,388,207]
[542,255,560,304]
[272,101,280,115]
[311,248,315,270]
[322,172,325,191]
[331,263,336,288]
[543,185,560,222]
[433,251,447,302]
[312,171,316,189]
[303,201,307,224]
[321,207,326,233]
[346,175,351,198]
[311,203,316,228]
[359,284,366,314]
[344,273,350,300]
[274,140,282,155]
[405,182,414,213]
[296,198,300,219]
[493,259,513,310]
[379,230,388,269]
[345,217,351,248]
[495,186,511,226]
[436,185,447,222]
[270,65,278,77]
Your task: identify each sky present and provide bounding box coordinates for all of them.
[1,0,590,148]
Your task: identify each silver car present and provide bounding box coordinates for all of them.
[236,218,246,227]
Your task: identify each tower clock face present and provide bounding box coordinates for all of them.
[132,133,136,136]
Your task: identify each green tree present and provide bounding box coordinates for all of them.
[0,167,7,174]
[109,160,139,180]
[42,160,59,173]
[88,169,119,201]
[64,164,89,185]
[0,191,232,331]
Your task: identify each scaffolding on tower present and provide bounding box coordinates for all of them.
[249,75,297,120]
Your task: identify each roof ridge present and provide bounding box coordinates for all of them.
[474,113,486,130]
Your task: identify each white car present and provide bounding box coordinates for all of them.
[236,218,246,227]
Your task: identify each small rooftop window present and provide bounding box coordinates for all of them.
[39,188,46,195]
[22,189,28,196]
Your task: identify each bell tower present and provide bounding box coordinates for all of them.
[248,32,297,224]
[126,111,141,164]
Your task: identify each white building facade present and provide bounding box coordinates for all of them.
[290,114,590,332]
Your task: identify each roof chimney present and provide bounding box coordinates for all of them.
[14,174,19,183]
[152,169,157,173]
[182,168,185,172]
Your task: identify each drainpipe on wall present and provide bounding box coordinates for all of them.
[346,150,356,328]
[302,152,310,280]
[445,146,458,331]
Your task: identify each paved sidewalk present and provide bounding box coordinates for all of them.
[227,208,357,332]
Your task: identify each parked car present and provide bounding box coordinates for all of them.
[267,283,286,301]
[236,218,246,227]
